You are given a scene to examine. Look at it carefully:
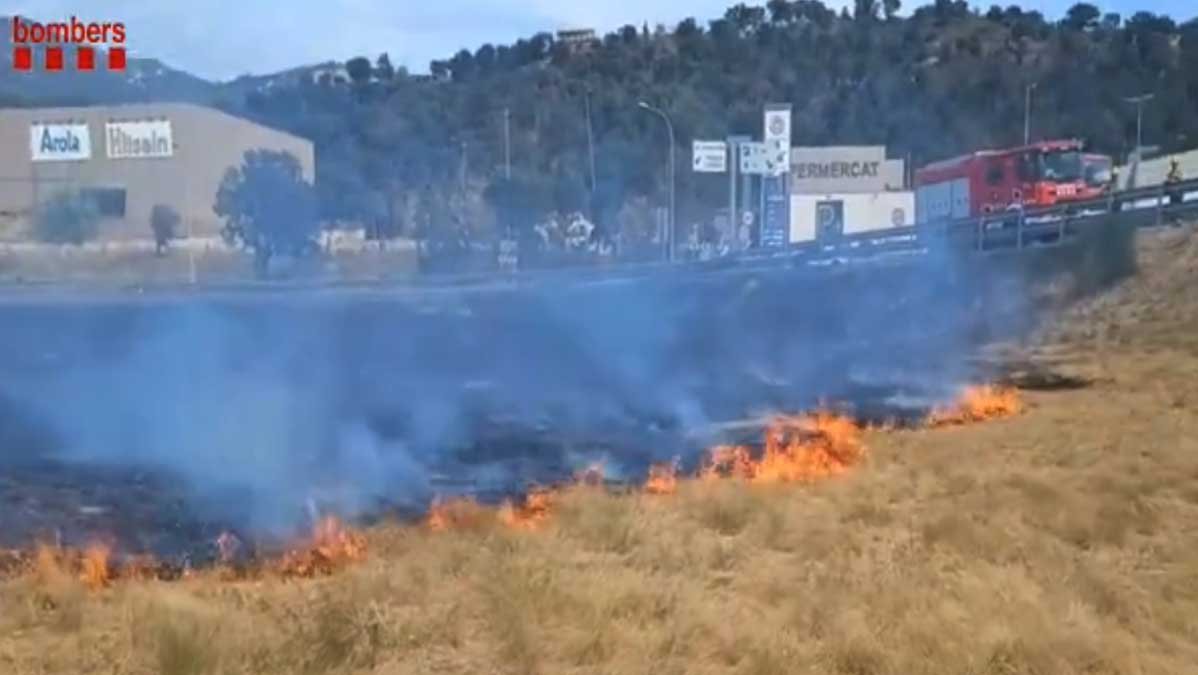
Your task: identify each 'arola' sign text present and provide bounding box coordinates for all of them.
[30,122,92,161]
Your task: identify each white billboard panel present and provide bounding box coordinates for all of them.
[692,140,728,173]
[30,123,91,162]
[106,120,173,159]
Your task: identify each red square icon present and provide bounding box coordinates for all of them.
[13,46,33,71]
[108,47,126,71]
[45,47,64,71]
[77,46,95,71]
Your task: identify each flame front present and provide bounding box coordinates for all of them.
[701,412,866,484]
[927,385,1023,427]
[80,543,111,590]
[644,460,680,495]
[277,516,366,578]
[498,488,554,530]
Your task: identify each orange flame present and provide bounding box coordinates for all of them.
[644,460,680,495]
[926,385,1023,427]
[277,516,366,578]
[80,543,111,590]
[702,412,866,484]
[498,488,554,530]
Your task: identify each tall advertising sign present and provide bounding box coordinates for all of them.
[761,104,792,248]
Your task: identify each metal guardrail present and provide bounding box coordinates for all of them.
[722,177,1198,270]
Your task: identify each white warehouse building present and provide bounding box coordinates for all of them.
[787,145,914,244]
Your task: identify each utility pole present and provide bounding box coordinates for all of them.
[1023,82,1037,146]
[584,89,597,194]
[460,141,468,195]
[503,108,511,180]
[637,100,675,262]
[1123,93,1154,160]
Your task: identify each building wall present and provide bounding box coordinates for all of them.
[0,103,314,241]
[790,191,915,243]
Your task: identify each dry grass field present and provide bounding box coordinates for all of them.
[2,225,1197,675]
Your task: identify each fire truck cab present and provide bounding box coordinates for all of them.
[915,139,1112,224]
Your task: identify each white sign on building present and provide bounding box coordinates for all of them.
[30,122,91,162]
[763,104,792,176]
[106,120,174,159]
[692,140,728,173]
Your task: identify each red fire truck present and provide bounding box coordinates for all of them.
[914,139,1113,224]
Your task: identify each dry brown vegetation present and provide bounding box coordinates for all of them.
[3,226,1198,674]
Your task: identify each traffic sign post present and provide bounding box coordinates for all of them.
[726,136,750,250]
[761,104,793,248]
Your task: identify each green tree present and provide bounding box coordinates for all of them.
[346,56,372,85]
[1063,3,1100,30]
[375,53,395,81]
[214,150,319,278]
[33,191,99,245]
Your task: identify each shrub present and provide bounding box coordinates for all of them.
[151,204,181,254]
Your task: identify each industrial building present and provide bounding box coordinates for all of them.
[0,102,314,242]
[787,145,914,243]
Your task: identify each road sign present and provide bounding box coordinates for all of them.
[764,139,789,176]
[692,140,727,173]
[739,142,769,174]
[763,104,792,177]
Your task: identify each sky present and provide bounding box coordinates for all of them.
[4,0,1194,81]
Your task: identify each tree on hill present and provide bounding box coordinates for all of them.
[214,150,319,277]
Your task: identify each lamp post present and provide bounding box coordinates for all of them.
[1123,93,1154,161]
[503,107,511,179]
[637,100,675,262]
[1023,82,1037,146]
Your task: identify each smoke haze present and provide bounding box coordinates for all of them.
[0,253,1036,551]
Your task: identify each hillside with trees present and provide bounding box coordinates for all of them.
[191,3,1198,260]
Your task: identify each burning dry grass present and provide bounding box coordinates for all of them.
[926,384,1023,427]
[3,368,1198,674]
[3,229,1197,674]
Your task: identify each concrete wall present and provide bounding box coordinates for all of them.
[0,103,314,241]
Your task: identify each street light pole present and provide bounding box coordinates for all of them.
[503,107,511,180]
[584,89,597,194]
[637,100,675,262]
[1123,93,1154,160]
[1023,82,1037,146]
